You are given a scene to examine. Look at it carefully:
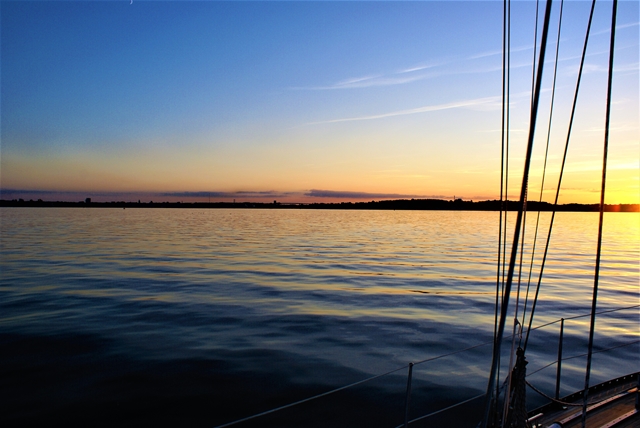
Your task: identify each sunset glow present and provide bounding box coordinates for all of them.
[1,1,638,204]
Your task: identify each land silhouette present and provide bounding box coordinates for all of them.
[1,198,638,212]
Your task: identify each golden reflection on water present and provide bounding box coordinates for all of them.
[0,208,637,406]
[1,208,638,350]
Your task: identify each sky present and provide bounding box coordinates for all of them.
[1,0,638,204]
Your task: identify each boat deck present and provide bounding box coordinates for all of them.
[528,373,639,428]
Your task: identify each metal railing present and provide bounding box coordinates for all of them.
[213,304,639,428]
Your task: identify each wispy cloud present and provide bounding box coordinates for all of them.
[291,58,451,91]
[306,190,490,201]
[487,23,639,68]
[306,189,429,199]
[592,21,639,36]
[1,189,64,195]
[334,74,381,87]
[469,44,533,60]
[614,61,640,73]
[306,95,501,125]
[293,72,431,90]
[0,189,134,198]
[397,60,444,74]
[562,60,639,76]
[340,56,533,91]
[582,122,639,133]
[294,46,527,92]
[162,190,298,199]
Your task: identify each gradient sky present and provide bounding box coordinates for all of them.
[1,0,638,203]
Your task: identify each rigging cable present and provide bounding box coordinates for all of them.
[519,0,565,346]
[581,1,618,426]
[213,364,410,428]
[492,0,511,422]
[502,0,543,421]
[529,0,541,110]
[522,0,598,352]
[480,1,554,427]
[527,339,640,378]
[494,0,507,370]
[494,0,508,365]
[501,0,511,307]
[498,0,540,418]
[502,194,528,427]
[211,305,636,428]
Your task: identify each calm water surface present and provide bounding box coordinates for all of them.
[1,208,638,427]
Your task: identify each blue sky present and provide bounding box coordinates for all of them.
[1,0,638,203]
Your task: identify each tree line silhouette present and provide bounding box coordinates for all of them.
[1,198,638,212]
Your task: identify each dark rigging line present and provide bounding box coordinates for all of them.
[501,0,512,304]
[493,0,511,421]
[504,0,540,420]
[481,1,554,427]
[520,0,565,346]
[493,0,508,377]
[523,0,598,352]
[530,0,540,111]
[581,1,618,426]
[494,0,508,356]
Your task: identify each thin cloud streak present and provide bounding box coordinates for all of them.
[397,60,444,74]
[469,44,533,60]
[306,189,440,199]
[592,21,639,36]
[325,58,532,91]
[335,74,381,86]
[306,96,502,125]
[293,44,538,92]
[162,190,298,199]
[291,59,448,91]
[292,73,431,90]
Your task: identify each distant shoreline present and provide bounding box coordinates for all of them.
[1,198,638,212]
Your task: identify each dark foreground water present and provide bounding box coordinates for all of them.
[1,208,638,427]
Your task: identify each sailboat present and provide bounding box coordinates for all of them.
[213,0,638,427]
[480,0,638,427]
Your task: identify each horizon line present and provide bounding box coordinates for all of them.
[1,188,637,206]
[2,196,638,209]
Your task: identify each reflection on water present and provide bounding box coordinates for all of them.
[1,208,638,426]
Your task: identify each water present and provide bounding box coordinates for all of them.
[1,208,638,427]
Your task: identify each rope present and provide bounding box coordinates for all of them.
[213,364,409,428]
[398,393,485,428]
[503,317,523,424]
[412,340,493,367]
[526,304,640,332]
[494,0,512,417]
[506,348,530,427]
[563,304,640,322]
[514,0,542,339]
[582,2,619,425]
[506,192,529,425]
[212,306,636,428]
[526,339,640,377]
[526,376,636,409]
[482,2,554,427]
[526,380,583,407]
[522,0,598,352]
[564,340,640,363]
[402,351,510,428]
[520,0,565,344]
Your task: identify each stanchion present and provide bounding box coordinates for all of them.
[404,363,414,428]
[555,318,564,400]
